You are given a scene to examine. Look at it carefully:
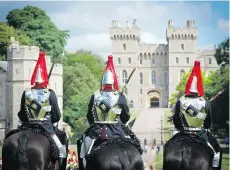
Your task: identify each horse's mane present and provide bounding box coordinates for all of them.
[164,133,214,157]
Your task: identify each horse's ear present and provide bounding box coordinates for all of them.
[127,118,136,128]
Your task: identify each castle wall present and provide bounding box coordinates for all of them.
[111,19,218,109]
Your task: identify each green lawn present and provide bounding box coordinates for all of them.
[154,109,230,169]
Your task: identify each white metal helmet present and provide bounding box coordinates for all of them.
[189,76,198,93]
[35,67,44,83]
[102,70,114,85]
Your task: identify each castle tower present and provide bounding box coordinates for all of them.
[6,38,39,130]
[166,20,198,103]
[109,19,141,108]
[6,38,63,131]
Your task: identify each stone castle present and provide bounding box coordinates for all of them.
[0,38,63,141]
[110,19,219,109]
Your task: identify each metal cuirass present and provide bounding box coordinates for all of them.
[25,88,51,121]
[180,96,207,128]
[93,90,121,124]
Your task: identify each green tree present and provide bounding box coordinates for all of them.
[0,22,31,60]
[6,6,69,59]
[214,38,229,67]
[65,50,105,81]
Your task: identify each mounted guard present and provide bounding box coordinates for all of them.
[78,55,142,169]
[17,52,67,168]
[171,60,222,169]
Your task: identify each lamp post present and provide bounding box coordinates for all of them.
[160,116,163,145]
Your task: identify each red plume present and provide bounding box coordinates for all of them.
[185,61,204,96]
[30,52,48,87]
[100,55,119,91]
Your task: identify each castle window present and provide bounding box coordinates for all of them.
[123,35,126,40]
[130,35,132,39]
[185,34,187,40]
[186,57,189,64]
[117,35,119,40]
[176,57,179,64]
[127,35,129,40]
[160,52,163,57]
[140,88,142,94]
[148,53,151,59]
[140,72,143,84]
[209,58,212,64]
[172,35,174,40]
[140,53,143,65]
[164,53,167,57]
[152,58,155,65]
[133,35,135,39]
[178,35,181,40]
[123,44,126,50]
[181,44,184,51]
[156,53,159,57]
[164,72,168,85]
[151,71,156,85]
[122,70,128,84]
[120,35,122,40]
[191,34,193,39]
[144,53,147,59]
[180,69,185,80]
[128,57,131,64]
[114,35,116,40]
[152,53,155,57]
[118,58,121,64]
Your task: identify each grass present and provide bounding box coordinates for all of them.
[153,109,230,169]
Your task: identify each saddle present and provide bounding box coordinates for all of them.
[5,123,67,162]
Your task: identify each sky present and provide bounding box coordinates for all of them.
[0,1,229,59]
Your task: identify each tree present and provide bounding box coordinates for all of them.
[0,22,32,60]
[6,6,69,59]
[65,50,105,81]
[214,38,229,67]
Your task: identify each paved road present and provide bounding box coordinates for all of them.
[132,108,168,165]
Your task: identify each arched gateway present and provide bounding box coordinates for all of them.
[147,90,160,108]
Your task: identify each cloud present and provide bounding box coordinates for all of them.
[217,19,229,32]
[48,1,226,58]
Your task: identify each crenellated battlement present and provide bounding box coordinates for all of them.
[166,20,198,41]
[109,19,140,41]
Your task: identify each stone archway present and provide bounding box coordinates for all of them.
[147,90,160,108]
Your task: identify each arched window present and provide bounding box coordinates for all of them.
[152,58,155,65]
[122,70,128,84]
[140,72,143,84]
[151,71,156,85]
[180,69,185,80]
[172,34,174,40]
[127,35,129,40]
[117,35,119,40]
[120,35,122,40]
[144,53,147,59]
[148,53,151,58]
[164,72,168,85]
[152,53,155,57]
[114,35,116,40]
[156,53,159,57]
[133,35,135,39]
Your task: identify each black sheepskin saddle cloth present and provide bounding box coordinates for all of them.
[85,125,143,161]
[164,132,217,157]
[5,123,67,162]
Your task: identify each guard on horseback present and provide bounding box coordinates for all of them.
[17,52,67,167]
[173,60,221,169]
[78,55,131,168]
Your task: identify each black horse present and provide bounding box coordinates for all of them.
[2,131,59,170]
[86,142,144,170]
[163,133,222,170]
[2,125,68,170]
